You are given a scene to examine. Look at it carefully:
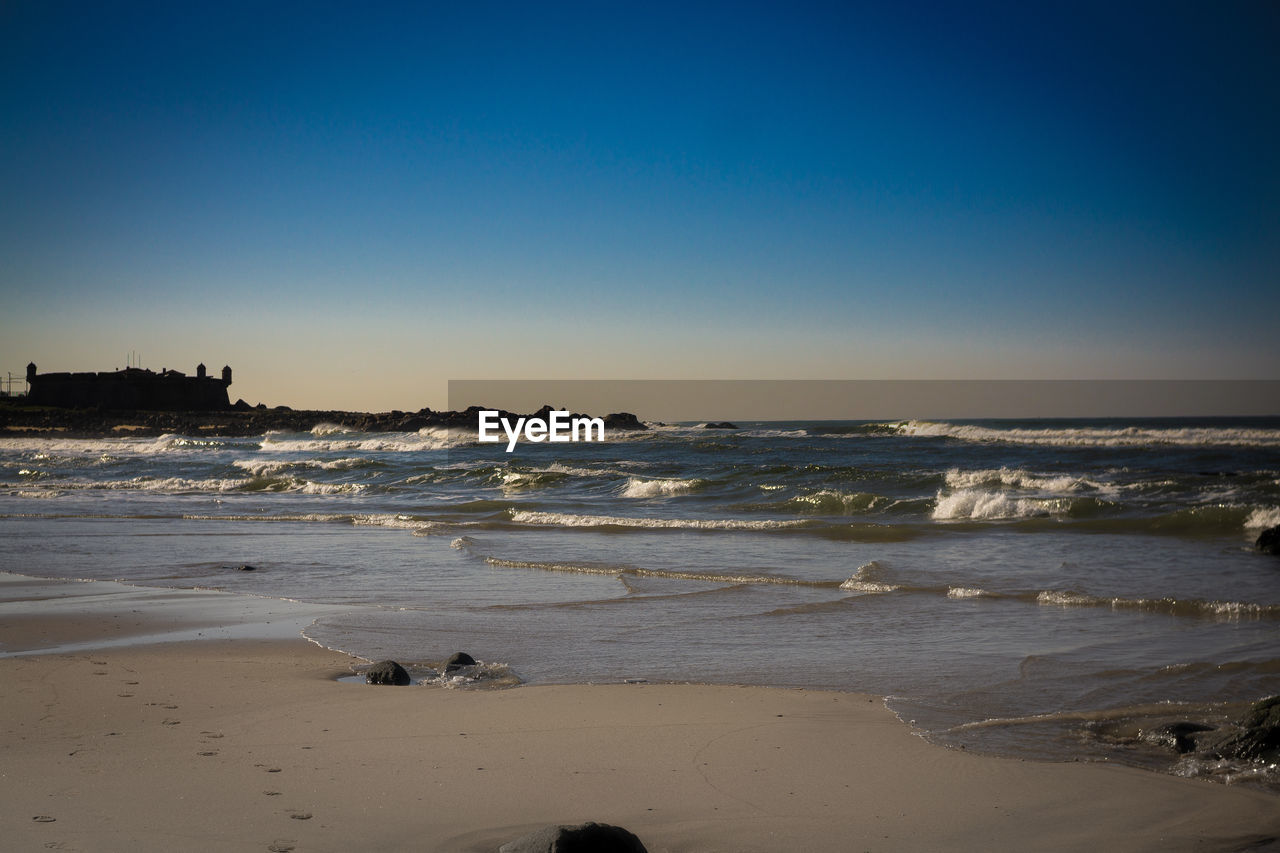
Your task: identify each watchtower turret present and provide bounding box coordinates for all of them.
[221,365,232,386]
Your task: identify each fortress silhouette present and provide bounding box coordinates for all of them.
[25,362,232,411]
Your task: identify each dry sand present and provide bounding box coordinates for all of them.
[2,576,1278,852]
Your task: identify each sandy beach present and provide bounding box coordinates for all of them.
[0,576,1275,852]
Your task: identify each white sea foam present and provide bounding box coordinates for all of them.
[0,434,231,456]
[944,467,1103,493]
[235,457,372,475]
[496,471,550,489]
[509,510,807,530]
[839,561,899,593]
[1244,506,1280,530]
[181,512,353,523]
[619,477,701,498]
[495,464,627,489]
[932,489,1049,520]
[351,514,434,531]
[542,462,642,479]
[1173,755,1280,786]
[258,427,471,453]
[127,476,252,492]
[424,660,521,689]
[298,481,367,495]
[947,587,990,598]
[888,420,1280,448]
[233,459,296,476]
[4,474,369,495]
[1035,589,1276,619]
[1036,590,1097,607]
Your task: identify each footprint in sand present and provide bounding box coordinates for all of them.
[32,815,56,822]
[161,719,180,726]
[198,751,218,757]
[267,841,295,852]
[286,811,312,821]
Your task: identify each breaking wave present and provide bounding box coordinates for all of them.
[933,489,1063,520]
[885,420,1280,448]
[838,560,899,593]
[259,426,472,453]
[508,510,809,530]
[943,467,1106,493]
[1244,506,1280,530]
[1035,590,1279,620]
[789,489,892,514]
[619,477,702,498]
[233,457,374,476]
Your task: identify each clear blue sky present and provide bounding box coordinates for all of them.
[2,1,1277,411]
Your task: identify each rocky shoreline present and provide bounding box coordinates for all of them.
[0,400,647,438]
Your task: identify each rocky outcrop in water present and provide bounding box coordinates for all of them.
[1144,722,1214,754]
[443,652,477,673]
[1257,525,1280,555]
[1199,696,1280,761]
[602,411,647,431]
[0,401,650,438]
[499,822,647,853]
[703,421,739,429]
[364,660,411,686]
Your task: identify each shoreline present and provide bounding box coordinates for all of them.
[2,575,1279,851]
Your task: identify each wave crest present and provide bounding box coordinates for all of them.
[509,510,808,530]
[888,420,1280,448]
[619,478,702,498]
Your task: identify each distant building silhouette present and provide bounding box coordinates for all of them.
[25,362,233,410]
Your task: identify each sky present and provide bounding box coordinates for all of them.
[2,1,1278,413]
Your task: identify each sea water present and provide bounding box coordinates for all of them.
[2,417,1277,787]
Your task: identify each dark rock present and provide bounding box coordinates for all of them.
[0,399,656,440]
[365,660,411,686]
[397,416,431,431]
[499,822,647,853]
[602,412,647,431]
[1257,525,1280,555]
[1144,722,1214,754]
[703,421,739,430]
[1199,696,1280,761]
[236,564,257,572]
[443,652,477,673]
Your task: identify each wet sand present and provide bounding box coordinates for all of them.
[2,575,1278,852]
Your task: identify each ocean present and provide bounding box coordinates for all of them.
[2,416,1278,788]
